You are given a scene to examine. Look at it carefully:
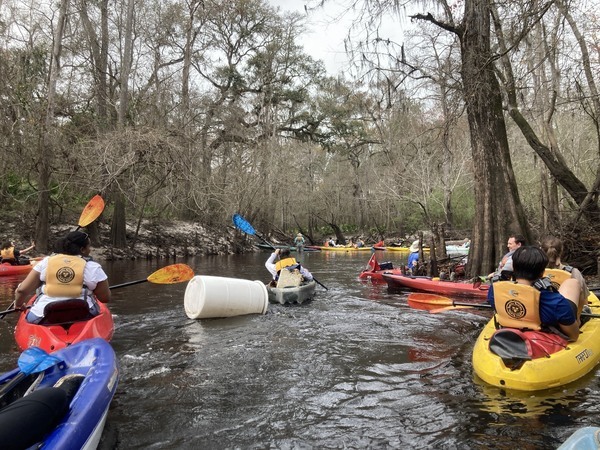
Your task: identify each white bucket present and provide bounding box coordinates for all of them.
[184,275,269,319]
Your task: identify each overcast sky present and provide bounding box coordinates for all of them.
[266,0,357,75]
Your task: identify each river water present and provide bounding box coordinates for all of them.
[1,250,600,449]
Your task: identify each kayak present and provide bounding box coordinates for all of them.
[15,298,114,352]
[0,262,35,276]
[267,280,316,305]
[359,267,403,282]
[358,256,403,282]
[472,292,600,391]
[558,427,600,450]
[382,273,489,298]
[313,246,374,252]
[0,338,119,450]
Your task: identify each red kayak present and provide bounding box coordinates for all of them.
[358,253,402,282]
[0,262,34,276]
[14,297,114,352]
[382,273,489,298]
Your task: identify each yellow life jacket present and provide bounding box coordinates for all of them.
[43,254,87,298]
[543,268,572,291]
[1,247,15,261]
[275,257,298,273]
[493,281,542,330]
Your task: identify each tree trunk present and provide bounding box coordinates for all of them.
[111,192,127,248]
[35,0,70,253]
[459,0,532,276]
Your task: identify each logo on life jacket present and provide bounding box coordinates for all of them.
[55,267,76,283]
[504,300,527,320]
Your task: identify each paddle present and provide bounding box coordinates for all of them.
[76,194,105,229]
[0,347,63,401]
[407,293,600,318]
[108,263,195,289]
[0,264,195,319]
[232,213,329,290]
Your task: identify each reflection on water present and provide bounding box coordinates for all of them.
[1,251,600,448]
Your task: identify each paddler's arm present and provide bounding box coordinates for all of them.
[14,269,42,309]
[265,249,280,279]
[93,279,111,303]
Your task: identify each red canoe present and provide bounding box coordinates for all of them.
[382,273,489,298]
[14,297,114,352]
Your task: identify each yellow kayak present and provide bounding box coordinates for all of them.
[313,246,374,252]
[385,246,430,253]
[472,292,600,391]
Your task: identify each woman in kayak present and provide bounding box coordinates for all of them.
[487,246,582,342]
[14,231,110,323]
[0,240,35,265]
[265,247,313,285]
[541,235,590,309]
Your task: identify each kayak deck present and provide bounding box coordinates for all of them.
[472,293,600,391]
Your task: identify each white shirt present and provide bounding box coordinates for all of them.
[30,255,108,316]
[265,253,313,281]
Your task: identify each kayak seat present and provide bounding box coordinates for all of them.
[40,300,93,326]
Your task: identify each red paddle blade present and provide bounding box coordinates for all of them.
[78,195,105,228]
[147,264,195,284]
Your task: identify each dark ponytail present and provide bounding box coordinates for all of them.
[56,231,90,255]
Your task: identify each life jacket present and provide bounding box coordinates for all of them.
[493,281,543,331]
[42,254,87,298]
[543,267,573,290]
[1,247,15,261]
[275,257,298,273]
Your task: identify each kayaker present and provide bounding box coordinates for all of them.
[354,237,365,248]
[541,235,590,308]
[407,240,420,274]
[487,246,583,342]
[488,234,526,281]
[14,231,111,323]
[265,247,313,285]
[0,240,35,265]
[294,233,305,252]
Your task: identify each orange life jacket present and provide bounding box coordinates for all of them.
[543,268,572,291]
[43,254,87,298]
[1,247,15,261]
[275,257,298,273]
[493,281,542,330]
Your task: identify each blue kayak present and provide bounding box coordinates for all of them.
[558,427,600,450]
[0,338,119,449]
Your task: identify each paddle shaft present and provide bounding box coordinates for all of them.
[109,279,150,290]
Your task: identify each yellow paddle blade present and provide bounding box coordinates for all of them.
[147,264,195,284]
[78,195,105,228]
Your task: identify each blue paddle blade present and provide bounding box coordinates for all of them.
[232,213,256,236]
[18,347,63,375]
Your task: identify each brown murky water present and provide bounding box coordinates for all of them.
[1,250,599,449]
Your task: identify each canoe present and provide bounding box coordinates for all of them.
[0,338,119,450]
[445,245,469,256]
[385,246,431,253]
[312,246,374,252]
[472,292,600,391]
[382,273,489,298]
[267,280,316,305]
[558,427,600,450]
[255,243,320,252]
[0,262,34,276]
[15,298,114,352]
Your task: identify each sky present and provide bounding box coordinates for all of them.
[266,0,366,75]
[267,1,408,76]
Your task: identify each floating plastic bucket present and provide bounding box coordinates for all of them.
[184,275,269,319]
